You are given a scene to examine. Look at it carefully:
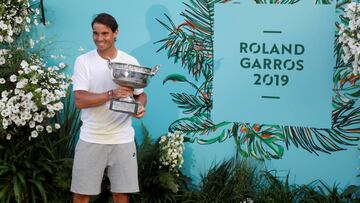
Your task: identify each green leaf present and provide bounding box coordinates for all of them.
[163,74,188,84]
[348,89,360,98]
[342,185,359,198]
[159,173,178,193]
[13,176,21,203]
[16,173,26,186]
[29,179,47,203]
[0,184,8,198]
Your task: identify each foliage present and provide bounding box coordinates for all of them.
[0,88,80,203]
[157,0,360,160]
[0,0,79,202]
[256,171,360,203]
[174,158,360,203]
[176,158,262,203]
[130,126,189,203]
[0,0,40,44]
[0,47,70,140]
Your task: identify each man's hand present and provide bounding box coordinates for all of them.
[113,86,133,98]
[133,104,146,118]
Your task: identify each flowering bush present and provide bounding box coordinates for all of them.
[338,2,360,75]
[0,50,70,140]
[0,0,40,44]
[159,131,185,172]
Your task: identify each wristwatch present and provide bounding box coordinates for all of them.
[107,90,114,99]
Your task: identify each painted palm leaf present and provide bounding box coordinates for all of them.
[254,0,301,3]
[231,123,285,159]
[168,113,231,135]
[157,0,359,160]
[170,93,210,115]
[163,73,212,115]
[254,0,333,4]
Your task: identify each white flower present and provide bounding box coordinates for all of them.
[29,39,35,48]
[7,29,13,36]
[0,57,5,65]
[59,62,66,69]
[9,75,17,82]
[160,136,166,143]
[20,60,29,68]
[53,102,63,111]
[31,130,38,138]
[29,121,35,128]
[49,78,56,84]
[15,16,23,24]
[2,118,9,128]
[0,23,8,30]
[0,78,5,84]
[5,36,13,43]
[30,76,38,84]
[23,67,31,74]
[30,65,38,70]
[46,125,52,133]
[36,125,44,132]
[6,134,11,140]
[25,92,33,99]
[54,123,61,129]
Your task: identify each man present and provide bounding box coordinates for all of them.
[71,13,146,203]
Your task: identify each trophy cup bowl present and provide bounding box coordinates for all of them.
[108,60,160,114]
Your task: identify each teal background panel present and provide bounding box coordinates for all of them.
[213,2,336,129]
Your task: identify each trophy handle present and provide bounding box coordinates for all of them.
[150,65,160,76]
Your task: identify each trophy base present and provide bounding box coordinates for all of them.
[109,98,139,114]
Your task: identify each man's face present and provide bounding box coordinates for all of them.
[92,22,118,52]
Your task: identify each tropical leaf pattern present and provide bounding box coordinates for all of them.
[156,0,359,160]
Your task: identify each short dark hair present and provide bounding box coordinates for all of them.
[91,13,118,32]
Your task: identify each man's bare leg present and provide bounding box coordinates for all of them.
[73,193,90,203]
[113,193,129,203]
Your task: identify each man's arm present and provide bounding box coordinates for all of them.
[74,90,110,109]
[74,86,143,110]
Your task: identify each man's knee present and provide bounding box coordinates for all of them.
[73,193,90,203]
[113,193,129,203]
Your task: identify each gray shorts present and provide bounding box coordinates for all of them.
[71,139,139,195]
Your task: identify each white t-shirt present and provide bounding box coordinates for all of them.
[72,49,144,144]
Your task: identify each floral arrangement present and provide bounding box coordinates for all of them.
[0,50,70,140]
[338,2,360,75]
[158,131,185,172]
[0,0,69,141]
[0,0,40,44]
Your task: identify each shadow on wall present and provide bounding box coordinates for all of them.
[131,4,195,180]
[131,4,185,138]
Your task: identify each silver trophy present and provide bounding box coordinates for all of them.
[108,60,160,114]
